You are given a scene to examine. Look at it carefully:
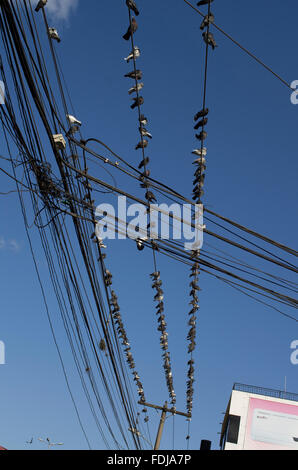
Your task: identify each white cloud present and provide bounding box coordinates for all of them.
[46,0,79,21]
[8,240,20,252]
[34,0,79,21]
[0,237,21,252]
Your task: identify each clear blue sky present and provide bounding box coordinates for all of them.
[0,0,297,450]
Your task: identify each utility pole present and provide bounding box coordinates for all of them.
[139,401,191,450]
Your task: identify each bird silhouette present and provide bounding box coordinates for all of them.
[126,0,140,16]
[131,96,144,109]
[197,0,214,6]
[135,139,148,150]
[200,13,215,30]
[123,17,138,41]
[35,0,47,12]
[196,131,207,141]
[194,117,208,130]
[125,70,142,80]
[138,157,150,169]
[194,108,209,121]
[202,31,218,50]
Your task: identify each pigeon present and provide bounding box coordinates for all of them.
[139,114,148,126]
[128,82,144,94]
[99,339,106,351]
[26,438,33,444]
[125,70,142,80]
[48,28,61,43]
[67,114,82,135]
[196,131,207,141]
[194,108,209,121]
[150,271,160,278]
[124,46,141,63]
[192,148,207,157]
[135,139,148,150]
[138,157,150,169]
[123,17,138,41]
[195,164,206,176]
[197,0,214,6]
[194,117,208,130]
[200,13,215,30]
[35,0,47,12]
[131,96,144,109]
[152,280,162,288]
[192,157,206,167]
[202,31,218,50]
[136,239,145,251]
[139,127,152,139]
[126,0,140,16]
[135,140,148,150]
[193,175,205,185]
[145,191,157,203]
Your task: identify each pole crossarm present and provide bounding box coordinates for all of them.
[138,401,192,419]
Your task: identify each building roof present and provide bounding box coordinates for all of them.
[233,383,298,403]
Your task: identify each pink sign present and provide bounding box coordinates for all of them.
[244,397,298,450]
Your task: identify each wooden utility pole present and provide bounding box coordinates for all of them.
[139,401,191,450]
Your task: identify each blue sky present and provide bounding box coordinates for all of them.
[0,0,297,450]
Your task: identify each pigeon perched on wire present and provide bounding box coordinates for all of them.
[192,148,207,157]
[196,131,207,141]
[138,157,150,169]
[136,239,145,251]
[194,108,209,122]
[197,0,214,6]
[128,83,144,94]
[194,117,208,130]
[124,46,141,63]
[202,31,218,50]
[126,0,140,16]
[139,115,148,126]
[125,69,143,80]
[123,17,138,41]
[139,127,152,139]
[131,96,144,109]
[35,0,47,12]
[135,139,148,150]
[48,28,61,43]
[200,13,215,30]
[145,191,157,203]
[193,157,206,167]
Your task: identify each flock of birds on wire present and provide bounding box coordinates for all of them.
[1,0,293,451]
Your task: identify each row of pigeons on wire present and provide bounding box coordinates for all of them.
[151,270,176,407]
[123,0,157,254]
[123,1,177,410]
[192,1,217,205]
[186,262,200,415]
[186,1,217,416]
